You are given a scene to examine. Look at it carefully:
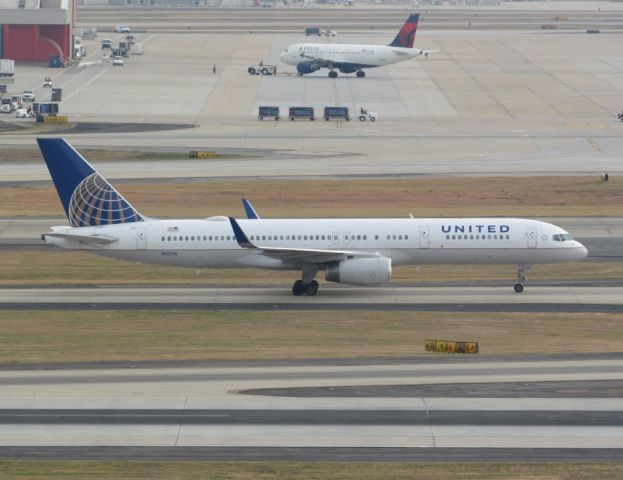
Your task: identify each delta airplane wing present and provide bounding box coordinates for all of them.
[37,138,587,297]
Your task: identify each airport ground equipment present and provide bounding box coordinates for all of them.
[305,26,321,36]
[43,77,52,88]
[618,112,623,122]
[359,111,377,122]
[51,88,62,102]
[288,106,315,121]
[425,340,479,354]
[324,106,350,121]
[248,65,276,76]
[258,106,280,121]
[0,59,15,77]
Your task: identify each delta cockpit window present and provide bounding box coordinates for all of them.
[553,233,574,242]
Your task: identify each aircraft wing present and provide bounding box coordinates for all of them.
[229,217,378,264]
[42,232,118,246]
[299,53,333,68]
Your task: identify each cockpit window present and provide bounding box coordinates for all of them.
[553,233,574,242]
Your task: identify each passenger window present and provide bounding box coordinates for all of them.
[446,235,450,240]
[398,235,402,240]
[280,235,284,240]
[221,236,224,241]
[375,235,379,240]
[452,235,456,240]
[506,235,510,239]
[167,236,171,241]
[191,236,194,241]
[404,235,407,240]
[363,235,367,240]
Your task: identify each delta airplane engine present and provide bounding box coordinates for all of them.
[325,257,392,286]
[297,61,321,74]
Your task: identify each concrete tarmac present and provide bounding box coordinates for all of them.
[0,357,621,456]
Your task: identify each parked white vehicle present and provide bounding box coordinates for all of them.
[21,90,35,102]
[0,100,11,114]
[115,24,131,33]
[112,56,124,66]
[15,107,34,118]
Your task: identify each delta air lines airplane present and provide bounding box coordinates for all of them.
[38,138,587,296]
[279,13,434,78]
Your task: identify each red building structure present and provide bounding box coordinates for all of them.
[0,0,73,63]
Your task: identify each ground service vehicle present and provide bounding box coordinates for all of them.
[0,59,15,77]
[118,42,129,57]
[359,111,377,122]
[258,106,280,120]
[112,56,124,66]
[305,27,321,36]
[15,107,34,118]
[248,65,276,75]
[0,99,11,113]
[21,90,35,102]
[618,112,623,122]
[101,40,112,50]
[324,106,350,121]
[115,25,131,33]
[289,106,315,121]
[10,95,23,110]
[43,78,52,88]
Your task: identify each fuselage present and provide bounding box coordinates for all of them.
[46,217,588,270]
[280,43,422,70]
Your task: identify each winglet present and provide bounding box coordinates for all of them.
[242,198,260,219]
[229,217,255,248]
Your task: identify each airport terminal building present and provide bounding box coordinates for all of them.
[0,0,73,62]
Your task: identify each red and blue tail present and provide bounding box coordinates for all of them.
[388,13,419,48]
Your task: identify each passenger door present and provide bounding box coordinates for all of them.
[527,227,537,248]
[419,225,430,248]
[137,226,147,250]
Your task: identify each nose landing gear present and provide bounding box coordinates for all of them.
[514,264,526,293]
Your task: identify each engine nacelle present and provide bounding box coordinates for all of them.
[325,257,392,286]
[297,61,320,74]
[338,67,357,74]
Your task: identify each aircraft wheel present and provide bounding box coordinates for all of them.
[292,280,305,296]
[305,282,318,296]
[356,70,365,78]
[329,71,338,78]
[514,283,524,293]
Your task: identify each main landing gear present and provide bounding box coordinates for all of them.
[356,70,365,78]
[292,279,319,296]
[328,70,338,78]
[514,264,526,293]
[292,263,320,296]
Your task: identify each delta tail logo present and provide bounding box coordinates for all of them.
[389,13,419,49]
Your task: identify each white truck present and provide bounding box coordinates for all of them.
[248,64,277,76]
[0,59,15,77]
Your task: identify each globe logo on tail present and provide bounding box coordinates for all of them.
[68,173,143,227]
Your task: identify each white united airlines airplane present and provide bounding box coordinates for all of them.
[279,13,433,78]
[38,138,587,296]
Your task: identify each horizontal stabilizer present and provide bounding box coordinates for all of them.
[42,232,118,245]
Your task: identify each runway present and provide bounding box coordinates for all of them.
[1,285,623,312]
[0,356,621,459]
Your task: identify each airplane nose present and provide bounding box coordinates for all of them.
[575,242,588,259]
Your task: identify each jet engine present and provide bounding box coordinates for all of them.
[325,257,392,286]
[297,62,321,74]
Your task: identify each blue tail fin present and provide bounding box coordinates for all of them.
[388,13,419,48]
[37,138,144,227]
